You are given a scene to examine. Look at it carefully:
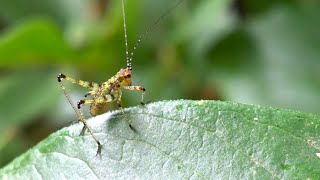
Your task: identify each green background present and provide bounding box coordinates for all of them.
[0,0,319,168]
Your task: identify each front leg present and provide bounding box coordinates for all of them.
[124,86,146,105]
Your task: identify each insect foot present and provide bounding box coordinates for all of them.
[96,141,102,157]
[57,73,66,82]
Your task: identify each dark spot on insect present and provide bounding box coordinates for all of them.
[77,100,85,109]
[88,82,93,88]
[142,87,145,91]
[57,73,66,82]
[84,91,91,97]
[127,74,131,78]
[111,94,115,100]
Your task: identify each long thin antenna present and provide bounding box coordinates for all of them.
[127,0,185,67]
[121,0,130,68]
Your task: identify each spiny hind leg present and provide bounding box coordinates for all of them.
[124,86,146,105]
[57,73,99,90]
[57,75,102,157]
[77,99,102,156]
[57,74,89,135]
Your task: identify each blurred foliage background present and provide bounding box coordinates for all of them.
[0,0,319,167]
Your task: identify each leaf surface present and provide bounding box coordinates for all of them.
[1,100,320,179]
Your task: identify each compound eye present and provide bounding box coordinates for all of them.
[127,74,131,78]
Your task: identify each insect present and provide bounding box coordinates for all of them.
[57,0,185,156]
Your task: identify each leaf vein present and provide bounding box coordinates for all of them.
[39,151,100,179]
[125,138,207,179]
[32,165,43,180]
[131,112,280,179]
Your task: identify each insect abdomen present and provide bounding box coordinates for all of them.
[89,89,119,116]
[90,102,109,116]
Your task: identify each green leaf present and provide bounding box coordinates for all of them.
[0,0,89,27]
[0,70,60,132]
[0,19,74,66]
[1,100,320,178]
[207,5,320,114]
[175,0,236,57]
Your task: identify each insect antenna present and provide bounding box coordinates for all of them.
[127,0,185,68]
[121,0,130,69]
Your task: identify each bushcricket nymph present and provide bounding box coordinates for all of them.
[57,0,184,156]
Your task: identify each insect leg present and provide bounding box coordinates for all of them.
[57,76,102,156]
[76,99,103,156]
[58,73,99,90]
[57,76,86,129]
[77,99,94,134]
[124,86,146,105]
[84,91,95,98]
[78,99,95,109]
[115,92,126,115]
[115,93,136,132]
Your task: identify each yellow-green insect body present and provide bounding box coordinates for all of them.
[79,67,145,116]
[89,68,133,116]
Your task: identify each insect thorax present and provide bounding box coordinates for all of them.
[89,67,132,116]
